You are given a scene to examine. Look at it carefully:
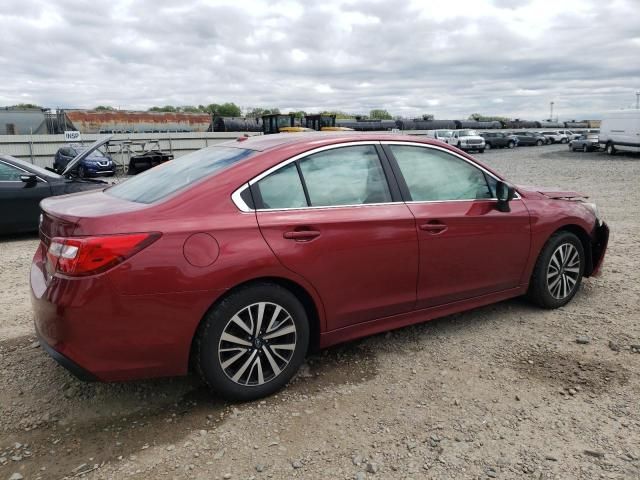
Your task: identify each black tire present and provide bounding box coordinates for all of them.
[507,141,515,149]
[528,231,584,309]
[560,138,568,144]
[78,165,86,178]
[478,149,485,153]
[485,142,492,150]
[606,142,616,156]
[194,282,309,401]
[536,139,543,146]
[583,145,588,153]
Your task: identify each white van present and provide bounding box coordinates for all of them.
[599,110,640,155]
[425,129,456,145]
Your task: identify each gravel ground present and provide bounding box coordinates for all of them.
[1,144,639,480]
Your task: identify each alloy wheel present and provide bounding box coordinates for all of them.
[218,302,297,386]
[546,243,581,299]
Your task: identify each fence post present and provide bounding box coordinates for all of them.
[29,128,34,163]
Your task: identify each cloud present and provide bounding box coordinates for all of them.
[0,0,638,119]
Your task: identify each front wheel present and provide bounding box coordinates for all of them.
[583,145,588,153]
[528,231,584,309]
[561,138,568,144]
[478,148,485,153]
[194,283,309,401]
[536,140,543,146]
[485,143,492,150]
[78,165,86,178]
[507,141,515,149]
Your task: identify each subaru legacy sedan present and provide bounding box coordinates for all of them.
[31,133,609,400]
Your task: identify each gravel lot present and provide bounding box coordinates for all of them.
[1,144,639,480]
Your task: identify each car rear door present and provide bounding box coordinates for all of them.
[383,142,531,309]
[252,142,419,330]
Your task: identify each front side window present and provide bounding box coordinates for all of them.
[299,145,391,206]
[389,145,493,201]
[0,162,23,181]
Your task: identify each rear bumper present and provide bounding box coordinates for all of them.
[30,248,218,382]
[37,332,97,381]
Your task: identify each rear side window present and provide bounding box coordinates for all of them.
[0,161,23,181]
[254,145,392,209]
[257,162,307,209]
[107,146,255,204]
[389,145,493,201]
[299,146,391,206]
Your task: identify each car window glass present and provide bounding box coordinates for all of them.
[0,161,23,181]
[299,145,392,206]
[390,145,492,201]
[257,162,307,209]
[107,146,256,204]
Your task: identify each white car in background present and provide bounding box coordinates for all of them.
[540,131,569,144]
[557,129,581,140]
[599,110,640,155]
[451,129,485,152]
[425,129,457,145]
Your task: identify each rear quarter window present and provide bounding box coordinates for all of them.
[106,146,255,204]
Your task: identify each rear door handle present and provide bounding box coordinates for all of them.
[419,222,448,234]
[283,230,321,241]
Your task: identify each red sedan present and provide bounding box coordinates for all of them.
[31,133,609,400]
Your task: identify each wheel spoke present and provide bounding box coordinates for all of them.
[266,306,283,333]
[221,332,252,347]
[231,350,258,383]
[262,346,281,376]
[271,343,296,352]
[263,324,296,340]
[254,302,266,336]
[230,314,252,335]
[221,348,248,369]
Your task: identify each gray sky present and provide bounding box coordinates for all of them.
[1,0,639,120]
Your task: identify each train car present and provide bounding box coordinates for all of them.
[503,120,541,129]
[335,119,397,131]
[396,119,457,130]
[455,120,502,129]
[564,121,590,129]
[538,121,565,128]
[212,116,263,132]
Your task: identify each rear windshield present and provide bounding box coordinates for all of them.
[106,146,255,204]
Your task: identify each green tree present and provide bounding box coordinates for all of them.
[246,107,280,117]
[421,114,434,121]
[9,103,42,109]
[320,110,355,119]
[217,102,242,117]
[180,105,201,113]
[94,105,116,111]
[369,109,392,120]
[292,110,306,119]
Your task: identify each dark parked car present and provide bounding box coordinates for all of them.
[32,133,609,401]
[128,149,174,175]
[0,145,107,235]
[511,132,547,146]
[480,132,518,149]
[569,134,600,152]
[54,144,115,177]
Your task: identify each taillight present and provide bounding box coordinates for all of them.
[46,233,160,277]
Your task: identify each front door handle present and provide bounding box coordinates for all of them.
[283,230,321,241]
[419,222,448,234]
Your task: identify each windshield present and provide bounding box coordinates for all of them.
[6,156,61,178]
[106,146,256,204]
[458,130,478,136]
[436,130,453,137]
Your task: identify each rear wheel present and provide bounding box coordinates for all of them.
[583,145,588,153]
[194,283,309,401]
[528,231,584,309]
[606,142,616,155]
[78,165,86,178]
[485,142,492,150]
[478,148,485,153]
[507,141,515,149]
[536,140,543,146]
[561,138,568,144]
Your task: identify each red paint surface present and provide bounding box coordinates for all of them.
[31,133,609,381]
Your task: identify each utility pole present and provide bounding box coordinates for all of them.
[549,101,554,121]
[636,91,640,109]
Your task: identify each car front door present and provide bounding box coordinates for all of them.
[383,142,531,309]
[0,161,52,234]
[253,143,419,330]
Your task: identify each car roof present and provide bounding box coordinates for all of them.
[219,132,446,152]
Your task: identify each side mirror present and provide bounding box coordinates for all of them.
[496,180,515,212]
[20,174,37,185]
